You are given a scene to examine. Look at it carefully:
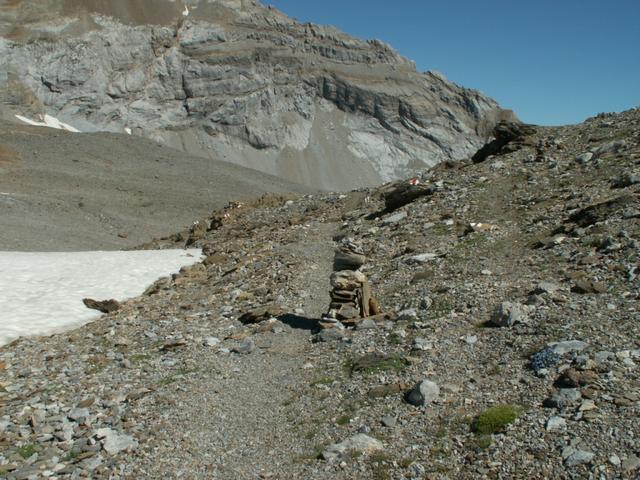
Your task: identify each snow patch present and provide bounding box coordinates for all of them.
[0,249,203,346]
[15,114,80,133]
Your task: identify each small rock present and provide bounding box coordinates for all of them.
[68,408,90,423]
[530,347,562,373]
[406,253,438,264]
[548,340,589,355]
[491,301,530,327]
[204,337,221,347]
[412,337,432,351]
[381,416,397,428]
[322,434,384,462]
[232,338,255,354]
[594,139,626,156]
[405,380,440,406]
[381,211,407,225]
[95,428,138,455]
[555,368,598,388]
[576,152,594,164]
[546,416,567,432]
[562,447,594,467]
[544,388,582,409]
[314,328,346,343]
[83,298,120,313]
[533,282,561,295]
[594,351,615,364]
[397,308,418,321]
[357,319,377,330]
[578,399,597,411]
[609,454,621,466]
[572,279,607,294]
[622,454,640,473]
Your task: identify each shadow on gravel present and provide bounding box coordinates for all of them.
[278,314,320,332]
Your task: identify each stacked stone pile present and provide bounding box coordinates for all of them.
[322,239,379,328]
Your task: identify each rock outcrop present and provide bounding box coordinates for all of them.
[0,0,514,190]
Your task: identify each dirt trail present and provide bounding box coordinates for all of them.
[132,221,338,479]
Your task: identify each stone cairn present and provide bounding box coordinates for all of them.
[321,238,380,329]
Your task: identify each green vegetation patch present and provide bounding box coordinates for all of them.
[348,353,409,375]
[473,404,522,435]
[336,415,352,426]
[310,377,335,387]
[17,444,40,459]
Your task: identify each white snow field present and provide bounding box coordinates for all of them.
[15,114,80,133]
[0,249,203,346]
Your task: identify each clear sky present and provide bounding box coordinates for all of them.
[265,0,640,126]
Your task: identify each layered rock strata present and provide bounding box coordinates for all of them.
[0,0,514,190]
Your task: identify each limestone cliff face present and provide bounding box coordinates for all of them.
[0,0,514,190]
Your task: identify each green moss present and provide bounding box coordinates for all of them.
[63,450,79,462]
[336,415,351,426]
[427,296,454,319]
[310,377,335,387]
[473,405,521,435]
[17,444,39,459]
[349,353,408,375]
[474,435,493,449]
[398,457,416,468]
[130,353,151,362]
[158,367,200,386]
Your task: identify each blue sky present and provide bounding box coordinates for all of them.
[266,1,640,126]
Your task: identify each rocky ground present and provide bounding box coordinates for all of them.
[1,108,639,479]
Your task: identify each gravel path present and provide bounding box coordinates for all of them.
[131,222,337,479]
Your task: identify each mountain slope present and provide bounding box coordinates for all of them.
[0,120,310,251]
[0,0,514,190]
[0,108,638,478]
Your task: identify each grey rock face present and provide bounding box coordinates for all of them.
[0,0,512,191]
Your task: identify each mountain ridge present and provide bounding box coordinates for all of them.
[0,0,515,190]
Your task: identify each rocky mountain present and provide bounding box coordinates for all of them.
[1,108,638,478]
[0,0,513,190]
